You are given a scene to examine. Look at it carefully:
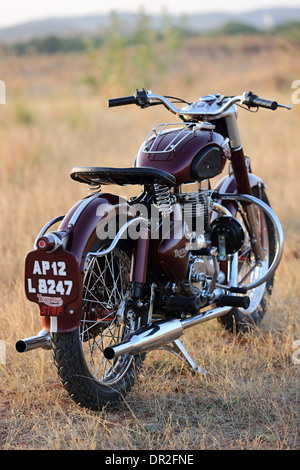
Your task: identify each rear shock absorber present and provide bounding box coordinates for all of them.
[154,184,172,216]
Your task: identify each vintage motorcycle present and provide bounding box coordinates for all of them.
[16,89,290,410]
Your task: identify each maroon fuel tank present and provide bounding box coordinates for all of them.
[135,125,226,185]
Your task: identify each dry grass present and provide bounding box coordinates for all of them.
[0,35,299,450]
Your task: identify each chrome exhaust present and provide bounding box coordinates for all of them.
[15,330,51,353]
[104,306,231,360]
[104,318,184,360]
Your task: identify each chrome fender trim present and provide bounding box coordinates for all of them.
[34,215,65,249]
[82,216,149,271]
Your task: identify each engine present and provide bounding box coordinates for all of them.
[176,189,209,238]
[177,188,245,299]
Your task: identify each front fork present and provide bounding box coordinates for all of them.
[230,147,265,262]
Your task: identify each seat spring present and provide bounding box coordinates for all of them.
[88,183,101,195]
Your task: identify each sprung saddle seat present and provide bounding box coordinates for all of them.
[70,166,176,187]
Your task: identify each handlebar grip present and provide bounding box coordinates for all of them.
[246,94,278,110]
[107,95,137,108]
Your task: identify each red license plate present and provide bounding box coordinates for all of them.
[25,248,81,316]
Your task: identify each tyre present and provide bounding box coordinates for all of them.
[218,186,276,334]
[51,240,145,410]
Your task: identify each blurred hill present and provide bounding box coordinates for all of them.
[0,7,300,44]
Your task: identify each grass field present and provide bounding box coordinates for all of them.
[0,34,299,450]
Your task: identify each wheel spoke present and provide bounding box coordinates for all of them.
[80,247,134,385]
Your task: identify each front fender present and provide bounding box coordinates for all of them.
[214,172,265,215]
[25,193,136,333]
[216,172,265,194]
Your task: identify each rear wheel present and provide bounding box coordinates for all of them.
[218,186,276,333]
[51,241,145,410]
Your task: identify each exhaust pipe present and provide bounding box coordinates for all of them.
[104,318,184,360]
[104,306,231,360]
[15,330,51,353]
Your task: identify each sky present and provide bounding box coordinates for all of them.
[0,0,299,28]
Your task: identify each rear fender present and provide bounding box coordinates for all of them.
[25,193,138,333]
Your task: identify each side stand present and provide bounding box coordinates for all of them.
[160,339,207,376]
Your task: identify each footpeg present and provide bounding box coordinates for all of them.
[168,295,201,312]
[218,294,250,309]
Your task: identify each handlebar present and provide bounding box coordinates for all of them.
[242,92,278,110]
[108,89,150,108]
[108,95,137,107]
[107,89,291,117]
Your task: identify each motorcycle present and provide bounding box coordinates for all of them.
[16,89,290,410]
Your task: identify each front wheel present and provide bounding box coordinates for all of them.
[51,242,145,411]
[218,186,276,333]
